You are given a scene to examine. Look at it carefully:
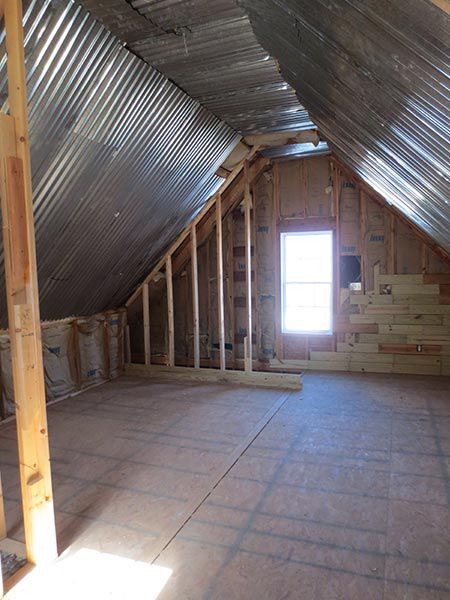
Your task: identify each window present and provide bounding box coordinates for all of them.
[280,231,333,334]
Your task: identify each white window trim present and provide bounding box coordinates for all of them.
[280,230,333,335]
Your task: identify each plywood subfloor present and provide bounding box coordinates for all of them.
[0,373,449,599]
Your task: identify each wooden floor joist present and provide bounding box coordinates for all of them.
[0,0,57,565]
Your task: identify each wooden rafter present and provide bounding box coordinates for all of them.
[126,146,261,307]
[168,155,270,279]
[429,0,450,14]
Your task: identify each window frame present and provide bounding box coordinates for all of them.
[280,230,334,335]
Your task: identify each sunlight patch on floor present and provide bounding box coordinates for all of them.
[5,548,172,600]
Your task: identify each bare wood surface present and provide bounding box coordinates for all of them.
[216,197,226,370]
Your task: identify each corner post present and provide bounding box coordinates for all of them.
[0,0,57,564]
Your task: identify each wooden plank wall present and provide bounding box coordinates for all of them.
[128,155,450,375]
[268,156,450,376]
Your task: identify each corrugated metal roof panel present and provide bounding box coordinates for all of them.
[80,0,315,134]
[240,0,450,252]
[0,0,240,323]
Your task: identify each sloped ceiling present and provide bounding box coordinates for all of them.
[239,0,450,252]
[0,0,240,323]
[80,0,314,134]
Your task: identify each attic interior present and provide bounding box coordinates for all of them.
[0,0,449,598]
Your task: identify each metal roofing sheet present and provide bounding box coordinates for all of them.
[80,0,314,134]
[240,0,450,252]
[0,0,240,323]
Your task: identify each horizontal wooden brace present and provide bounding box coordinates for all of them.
[125,363,302,390]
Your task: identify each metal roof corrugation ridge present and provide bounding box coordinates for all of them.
[80,0,316,135]
[240,0,450,251]
[0,0,240,324]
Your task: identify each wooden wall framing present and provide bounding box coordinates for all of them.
[0,0,57,566]
[127,152,449,379]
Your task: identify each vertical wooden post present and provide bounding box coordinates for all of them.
[191,224,200,368]
[119,310,127,370]
[143,283,151,365]
[124,324,131,364]
[359,190,367,293]
[226,214,235,368]
[166,256,175,367]
[0,0,57,565]
[72,319,82,390]
[244,162,253,372]
[0,473,6,541]
[103,317,111,380]
[333,164,341,309]
[216,196,226,370]
[273,162,283,361]
[388,214,396,274]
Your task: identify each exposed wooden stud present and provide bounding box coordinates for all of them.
[0,0,57,565]
[244,161,253,372]
[421,243,428,274]
[206,240,212,361]
[388,213,396,274]
[72,319,82,390]
[226,214,236,368]
[119,310,127,370]
[273,161,283,361]
[173,158,270,280]
[103,318,111,379]
[359,190,367,293]
[216,196,226,370]
[143,283,151,365]
[190,224,200,369]
[0,473,6,541]
[166,256,175,367]
[125,324,131,364]
[126,146,260,307]
[333,165,341,309]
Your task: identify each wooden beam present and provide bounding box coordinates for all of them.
[359,190,367,292]
[273,161,283,360]
[244,161,253,372]
[143,283,151,365]
[388,213,396,274]
[429,0,450,14]
[125,363,302,390]
[191,224,200,368]
[225,214,236,368]
[332,164,341,309]
[124,324,131,364]
[170,156,270,278]
[0,473,6,541]
[166,256,175,366]
[216,196,226,370]
[216,166,231,179]
[126,146,260,307]
[1,0,57,566]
